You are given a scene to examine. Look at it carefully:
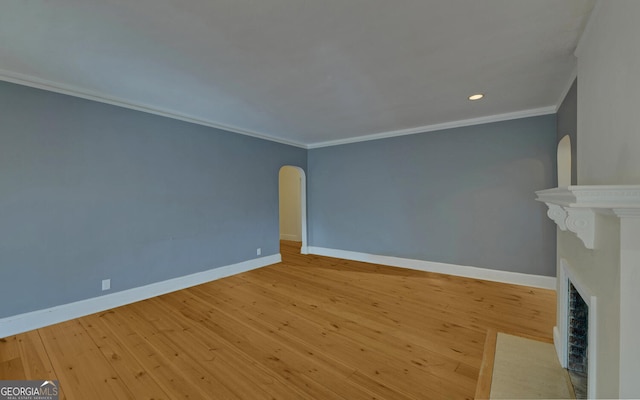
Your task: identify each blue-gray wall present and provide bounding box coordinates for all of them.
[1,78,560,319]
[308,115,557,276]
[557,79,578,184]
[0,81,306,318]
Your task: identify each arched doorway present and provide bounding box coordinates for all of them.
[558,135,572,187]
[278,166,308,254]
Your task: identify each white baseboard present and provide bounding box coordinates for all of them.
[280,233,301,241]
[0,254,281,338]
[307,246,556,290]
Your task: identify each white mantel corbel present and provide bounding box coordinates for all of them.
[545,203,568,231]
[536,185,640,249]
[565,208,596,249]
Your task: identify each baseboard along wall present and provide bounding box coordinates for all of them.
[0,254,281,338]
[307,246,556,290]
[1,248,556,338]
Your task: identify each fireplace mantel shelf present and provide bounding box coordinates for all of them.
[536,185,640,249]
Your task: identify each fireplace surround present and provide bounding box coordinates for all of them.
[536,185,640,398]
[559,260,595,398]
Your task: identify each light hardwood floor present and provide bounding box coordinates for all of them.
[0,241,555,399]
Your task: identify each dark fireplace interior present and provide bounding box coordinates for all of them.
[568,281,588,399]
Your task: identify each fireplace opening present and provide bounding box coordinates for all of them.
[568,281,588,399]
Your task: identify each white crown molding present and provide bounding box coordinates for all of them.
[0,70,307,149]
[307,106,557,149]
[536,185,640,249]
[307,246,556,289]
[1,69,560,151]
[0,254,281,338]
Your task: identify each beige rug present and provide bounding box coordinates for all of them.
[490,333,575,399]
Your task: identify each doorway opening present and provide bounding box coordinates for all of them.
[278,166,307,254]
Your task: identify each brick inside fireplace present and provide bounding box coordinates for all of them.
[568,281,588,399]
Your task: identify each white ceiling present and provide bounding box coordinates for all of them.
[0,0,594,148]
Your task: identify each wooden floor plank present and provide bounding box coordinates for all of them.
[152,291,365,400]
[16,331,57,379]
[193,275,475,399]
[1,241,555,399]
[38,319,135,400]
[94,308,233,400]
[0,357,26,380]
[78,314,174,400]
[241,265,487,362]
[13,331,69,399]
[183,285,417,400]
[125,299,314,400]
[0,336,21,363]
[143,295,326,400]
[475,329,498,400]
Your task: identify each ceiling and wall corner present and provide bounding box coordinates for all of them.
[0,0,594,148]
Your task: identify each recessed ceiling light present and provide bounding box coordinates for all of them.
[468,93,484,101]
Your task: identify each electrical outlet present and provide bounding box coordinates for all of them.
[257,248,261,256]
[102,279,111,291]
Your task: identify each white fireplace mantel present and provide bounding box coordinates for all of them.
[538,185,640,398]
[536,185,640,249]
